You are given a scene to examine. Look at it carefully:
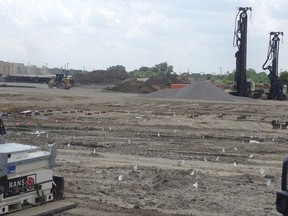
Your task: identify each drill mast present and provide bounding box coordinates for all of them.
[233,7,252,97]
[262,32,285,100]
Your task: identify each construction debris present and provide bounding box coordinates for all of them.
[271,120,288,129]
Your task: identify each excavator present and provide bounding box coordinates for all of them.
[48,74,74,89]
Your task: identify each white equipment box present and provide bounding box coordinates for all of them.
[0,143,57,215]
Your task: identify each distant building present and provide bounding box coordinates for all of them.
[0,61,18,76]
[0,60,83,77]
[0,61,54,77]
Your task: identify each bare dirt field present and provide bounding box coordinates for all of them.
[1,84,288,216]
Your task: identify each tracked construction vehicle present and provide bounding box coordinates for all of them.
[231,7,286,100]
[231,7,252,97]
[0,117,76,215]
[48,74,74,89]
[262,32,286,100]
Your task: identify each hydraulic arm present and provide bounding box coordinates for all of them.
[262,32,285,100]
[233,7,252,97]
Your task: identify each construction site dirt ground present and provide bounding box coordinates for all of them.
[1,83,288,216]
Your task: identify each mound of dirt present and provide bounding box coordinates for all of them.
[110,78,157,94]
[109,74,191,93]
[73,69,131,85]
[146,75,190,90]
[143,81,252,102]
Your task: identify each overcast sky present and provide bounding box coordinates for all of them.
[0,0,288,74]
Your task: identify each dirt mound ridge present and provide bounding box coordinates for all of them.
[109,75,191,93]
[143,81,252,102]
[110,78,156,93]
[73,70,131,85]
[146,75,190,90]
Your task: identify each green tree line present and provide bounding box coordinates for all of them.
[76,61,288,86]
[129,63,288,85]
[188,68,270,84]
[186,68,288,86]
[130,62,174,78]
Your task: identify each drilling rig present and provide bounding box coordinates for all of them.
[262,32,286,100]
[231,7,252,97]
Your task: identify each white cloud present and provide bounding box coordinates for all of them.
[0,0,287,72]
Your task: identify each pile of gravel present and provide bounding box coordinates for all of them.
[142,81,252,102]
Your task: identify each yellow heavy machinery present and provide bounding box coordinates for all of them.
[48,74,74,89]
